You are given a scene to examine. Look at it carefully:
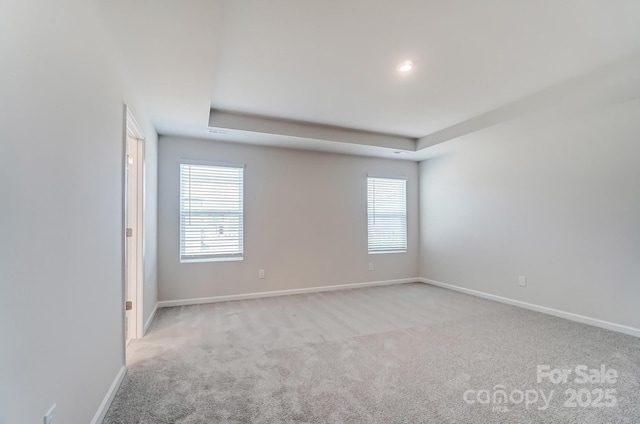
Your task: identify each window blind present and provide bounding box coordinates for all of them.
[367,176,407,254]
[180,163,244,262]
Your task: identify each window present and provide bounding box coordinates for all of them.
[367,176,407,254]
[180,163,244,262]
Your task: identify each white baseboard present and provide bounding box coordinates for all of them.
[90,366,126,424]
[143,303,158,335]
[419,277,640,338]
[157,278,418,308]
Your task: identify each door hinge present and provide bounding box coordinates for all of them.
[126,228,133,237]
[125,301,133,311]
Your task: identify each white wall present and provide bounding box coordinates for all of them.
[0,0,157,423]
[158,136,419,301]
[419,97,640,330]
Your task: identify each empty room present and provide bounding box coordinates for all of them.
[2,0,640,423]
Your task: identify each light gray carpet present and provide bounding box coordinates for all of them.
[104,283,640,423]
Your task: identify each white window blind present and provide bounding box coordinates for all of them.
[180,163,244,262]
[367,176,407,254]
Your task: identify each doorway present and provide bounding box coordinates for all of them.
[124,106,145,345]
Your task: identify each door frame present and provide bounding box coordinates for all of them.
[122,105,146,345]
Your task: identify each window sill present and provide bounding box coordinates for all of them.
[180,256,244,263]
[368,250,407,255]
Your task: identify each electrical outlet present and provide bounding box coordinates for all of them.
[368,262,374,271]
[519,276,527,287]
[44,404,56,424]
[259,269,265,279]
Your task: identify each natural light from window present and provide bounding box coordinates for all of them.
[179,163,244,262]
[367,176,407,254]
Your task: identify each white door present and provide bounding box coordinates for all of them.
[125,135,139,344]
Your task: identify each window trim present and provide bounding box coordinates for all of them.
[179,160,245,263]
[367,175,408,255]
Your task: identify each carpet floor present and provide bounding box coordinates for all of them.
[104,283,640,423]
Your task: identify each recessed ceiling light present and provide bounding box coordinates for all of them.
[208,129,231,134]
[396,60,413,73]
[393,151,405,154]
